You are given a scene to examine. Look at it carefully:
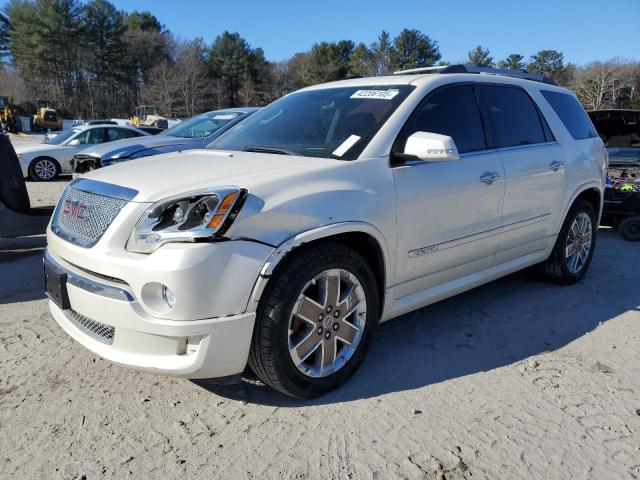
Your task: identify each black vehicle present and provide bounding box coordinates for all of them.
[136,126,164,135]
[588,109,640,166]
[602,165,640,241]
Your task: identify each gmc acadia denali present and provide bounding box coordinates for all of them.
[44,65,606,397]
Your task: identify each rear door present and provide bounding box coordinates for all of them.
[393,84,505,298]
[477,84,564,263]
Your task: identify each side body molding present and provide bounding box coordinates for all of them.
[247,221,394,316]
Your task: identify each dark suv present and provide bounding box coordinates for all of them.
[589,109,640,166]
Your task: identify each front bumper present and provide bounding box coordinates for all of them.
[50,300,255,379]
[45,235,274,378]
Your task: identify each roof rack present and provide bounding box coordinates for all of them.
[393,64,557,86]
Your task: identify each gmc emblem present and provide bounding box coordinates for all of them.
[62,199,88,221]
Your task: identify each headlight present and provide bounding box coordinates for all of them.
[126,186,247,254]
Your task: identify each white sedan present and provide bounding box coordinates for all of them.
[16,124,150,181]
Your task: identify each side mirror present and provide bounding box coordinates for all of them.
[404,131,460,162]
[68,139,80,146]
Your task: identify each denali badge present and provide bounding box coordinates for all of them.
[62,199,88,221]
[409,245,439,258]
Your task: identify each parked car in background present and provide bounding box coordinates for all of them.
[589,109,640,166]
[71,119,119,127]
[44,120,119,142]
[16,124,150,181]
[72,108,259,174]
[45,66,605,397]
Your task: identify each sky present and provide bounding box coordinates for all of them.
[5,0,640,65]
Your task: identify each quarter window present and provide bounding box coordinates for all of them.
[406,85,486,154]
[107,128,140,141]
[542,90,597,140]
[480,85,546,148]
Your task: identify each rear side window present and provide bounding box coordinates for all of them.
[407,85,486,154]
[541,90,597,140]
[480,85,546,148]
[107,128,140,141]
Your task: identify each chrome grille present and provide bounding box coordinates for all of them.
[67,310,115,345]
[51,186,128,247]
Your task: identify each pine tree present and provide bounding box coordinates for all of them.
[348,42,372,77]
[370,30,391,75]
[497,53,526,70]
[468,45,493,67]
[528,50,565,79]
[389,29,441,71]
[209,31,269,107]
[0,12,10,63]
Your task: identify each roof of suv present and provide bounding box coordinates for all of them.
[301,67,567,93]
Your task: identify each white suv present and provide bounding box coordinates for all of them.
[44,66,606,397]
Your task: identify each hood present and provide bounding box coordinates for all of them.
[77,135,199,160]
[82,149,345,203]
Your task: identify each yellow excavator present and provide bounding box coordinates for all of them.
[130,105,168,129]
[31,99,63,132]
[0,96,22,133]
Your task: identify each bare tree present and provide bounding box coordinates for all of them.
[174,39,210,116]
[572,60,633,110]
[140,60,176,117]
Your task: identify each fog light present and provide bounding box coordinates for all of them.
[162,286,176,308]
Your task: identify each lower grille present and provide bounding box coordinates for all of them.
[68,310,115,345]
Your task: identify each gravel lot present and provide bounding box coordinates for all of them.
[1,181,639,479]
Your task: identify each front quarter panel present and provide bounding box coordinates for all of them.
[226,156,397,282]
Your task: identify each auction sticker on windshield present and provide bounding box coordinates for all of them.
[350,89,399,100]
[332,135,361,157]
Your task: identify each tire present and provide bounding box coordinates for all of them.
[619,216,640,242]
[542,199,597,284]
[29,157,60,181]
[248,242,379,398]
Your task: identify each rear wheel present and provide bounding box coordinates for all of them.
[248,242,379,398]
[29,157,60,181]
[619,216,640,242]
[543,199,596,284]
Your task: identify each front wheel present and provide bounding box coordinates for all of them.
[29,157,60,181]
[248,242,379,398]
[542,199,597,284]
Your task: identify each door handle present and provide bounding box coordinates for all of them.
[480,171,501,185]
[550,160,565,172]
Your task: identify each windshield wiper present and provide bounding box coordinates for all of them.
[243,145,295,156]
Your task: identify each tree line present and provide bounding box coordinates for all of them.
[0,0,638,120]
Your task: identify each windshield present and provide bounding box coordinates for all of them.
[211,85,414,160]
[162,111,242,139]
[43,129,80,145]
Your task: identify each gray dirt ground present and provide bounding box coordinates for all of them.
[0,181,639,479]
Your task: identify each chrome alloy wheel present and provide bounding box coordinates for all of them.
[566,212,592,274]
[34,159,57,180]
[288,268,367,378]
